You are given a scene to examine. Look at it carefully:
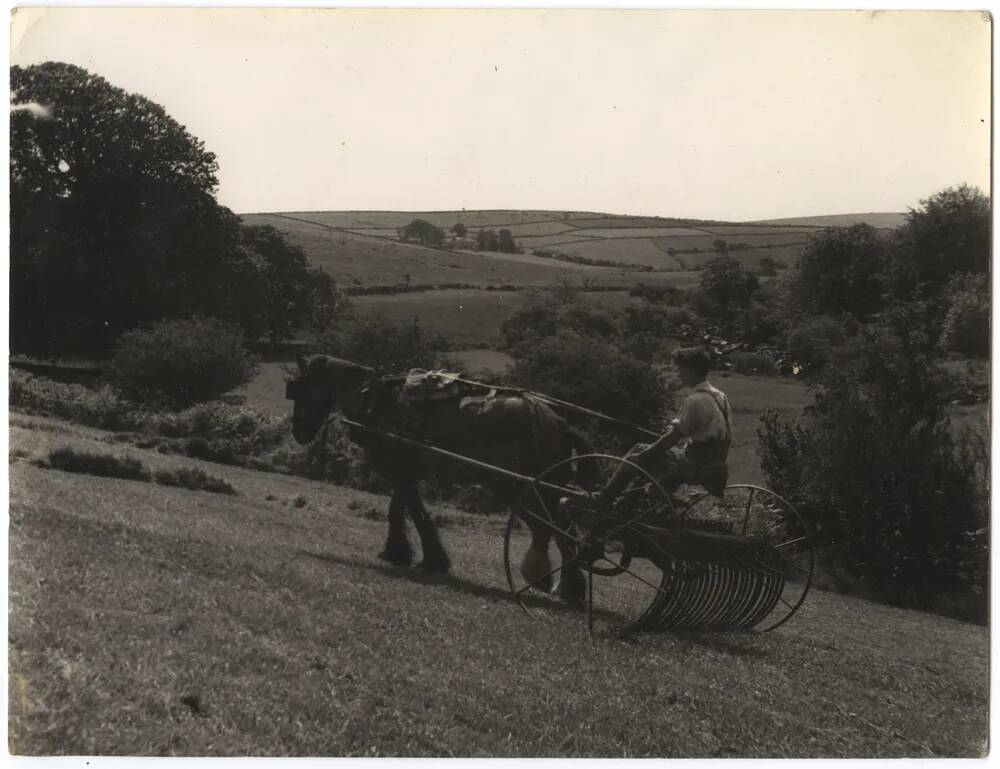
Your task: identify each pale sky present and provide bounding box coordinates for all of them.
[10,8,992,221]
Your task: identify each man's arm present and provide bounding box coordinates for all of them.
[634,422,684,461]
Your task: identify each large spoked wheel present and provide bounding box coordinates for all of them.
[676,484,814,631]
[502,453,680,636]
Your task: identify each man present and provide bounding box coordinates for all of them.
[600,347,732,503]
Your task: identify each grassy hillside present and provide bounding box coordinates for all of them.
[9,413,988,756]
[751,213,906,228]
[239,210,846,288]
[242,213,701,289]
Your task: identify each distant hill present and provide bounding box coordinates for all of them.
[239,209,834,290]
[750,212,907,229]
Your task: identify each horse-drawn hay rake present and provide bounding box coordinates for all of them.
[291,369,814,637]
[503,452,813,637]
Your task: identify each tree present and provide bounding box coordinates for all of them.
[307,267,348,333]
[400,219,444,246]
[11,62,240,356]
[451,222,467,237]
[712,238,729,254]
[477,229,499,252]
[235,225,314,345]
[791,224,889,321]
[889,185,990,300]
[692,256,759,326]
[757,256,777,276]
[497,229,518,253]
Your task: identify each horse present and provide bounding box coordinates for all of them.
[286,354,593,605]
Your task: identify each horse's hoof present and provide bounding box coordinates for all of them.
[378,549,413,567]
[558,577,587,608]
[416,557,451,575]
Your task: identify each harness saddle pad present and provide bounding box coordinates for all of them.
[399,369,465,404]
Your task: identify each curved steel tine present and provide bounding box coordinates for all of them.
[741,487,756,536]
[588,569,595,638]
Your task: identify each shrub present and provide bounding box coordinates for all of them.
[10,370,148,431]
[44,447,150,481]
[785,315,847,375]
[10,369,291,469]
[314,312,446,374]
[509,330,670,427]
[940,272,989,358]
[758,310,987,621]
[627,284,689,304]
[153,467,237,495]
[107,318,259,409]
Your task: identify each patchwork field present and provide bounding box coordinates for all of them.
[241,209,905,292]
[9,413,988,756]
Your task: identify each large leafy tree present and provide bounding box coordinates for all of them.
[889,184,990,300]
[791,224,889,321]
[692,256,759,325]
[11,62,239,356]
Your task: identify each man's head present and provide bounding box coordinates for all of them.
[673,347,712,387]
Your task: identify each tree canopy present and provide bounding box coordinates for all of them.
[11,62,238,355]
[10,62,338,356]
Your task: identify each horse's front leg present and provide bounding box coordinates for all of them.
[378,488,413,566]
[405,488,451,574]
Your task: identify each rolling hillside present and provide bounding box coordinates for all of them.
[240,209,901,290]
[751,212,907,228]
[8,413,988,756]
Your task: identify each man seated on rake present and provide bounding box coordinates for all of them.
[596,347,732,513]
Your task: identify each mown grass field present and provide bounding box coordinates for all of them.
[8,413,988,757]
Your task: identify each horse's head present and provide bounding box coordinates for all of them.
[286,355,375,444]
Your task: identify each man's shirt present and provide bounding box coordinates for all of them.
[671,380,731,445]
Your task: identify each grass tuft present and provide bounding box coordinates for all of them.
[44,447,151,481]
[153,467,237,496]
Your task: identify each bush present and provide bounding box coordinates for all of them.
[314,312,447,374]
[11,370,148,431]
[107,318,259,409]
[627,284,689,304]
[785,315,848,375]
[940,272,989,357]
[758,310,987,621]
[509,330,670,427]
[44,447,150,481]
[11,369,291,469]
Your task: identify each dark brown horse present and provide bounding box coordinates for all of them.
[287,355,592,604]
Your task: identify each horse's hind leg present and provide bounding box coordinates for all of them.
[405,489,451,575]
[379,489,413,566]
